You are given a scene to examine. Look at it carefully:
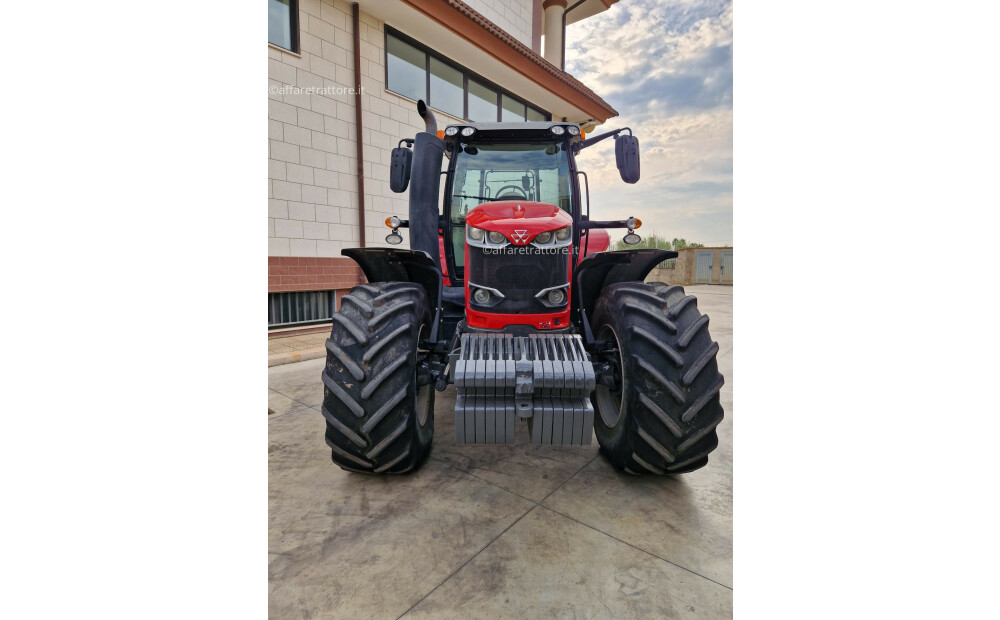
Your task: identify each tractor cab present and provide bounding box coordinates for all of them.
[440,122,581,289]
[386,113,642,333]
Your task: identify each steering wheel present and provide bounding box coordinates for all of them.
[494,185,528,200]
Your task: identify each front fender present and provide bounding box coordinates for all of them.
[342,248,443,341]
[571,249,677,345]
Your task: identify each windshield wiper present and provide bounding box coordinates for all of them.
[453,194,496,202]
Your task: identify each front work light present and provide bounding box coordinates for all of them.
[473,288,491,304]
[567,126,581,136]
[547,289,565,305]
[444,126,459,136]
[461,127,476,137]
[550,126,565,136]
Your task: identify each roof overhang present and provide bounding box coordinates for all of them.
[565,0,620,26]
[357,0,617,124]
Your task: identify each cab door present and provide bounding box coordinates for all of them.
[443,167,483,284]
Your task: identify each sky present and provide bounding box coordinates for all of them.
[564,0,733,246]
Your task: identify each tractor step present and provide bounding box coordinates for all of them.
[452,333,595,445]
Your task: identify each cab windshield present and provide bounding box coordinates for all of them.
[448,141,573,268]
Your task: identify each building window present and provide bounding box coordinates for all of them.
[268,0,299,53]
[429,58,464,119]
[386,34,425,102]
[526,107,547,122]
[385,27,550,122]
[501,94,526,122]
[468,79,498,121]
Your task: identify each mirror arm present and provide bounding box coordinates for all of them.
[578,219,635,230]
[572,127,631,154]
[580,217,643,245]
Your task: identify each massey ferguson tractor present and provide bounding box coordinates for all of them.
[321,100,724,476]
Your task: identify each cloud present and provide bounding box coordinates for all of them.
[565,0,733,245]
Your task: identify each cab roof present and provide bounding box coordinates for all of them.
[442,121,583,144]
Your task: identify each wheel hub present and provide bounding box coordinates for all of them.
[594,325,625,427]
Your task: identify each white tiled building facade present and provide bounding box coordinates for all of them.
[269,0,433,259]
[463,0,535,47]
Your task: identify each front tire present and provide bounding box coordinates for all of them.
[321,282,434,474]
[590,282,725,475]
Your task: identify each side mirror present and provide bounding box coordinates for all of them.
[389,145,413,193]
[615,135,640,184]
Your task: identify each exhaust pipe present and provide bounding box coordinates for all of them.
[417,100,437,134]
[408,100,444,273]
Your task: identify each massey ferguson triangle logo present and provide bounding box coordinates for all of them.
[511,230,529,244]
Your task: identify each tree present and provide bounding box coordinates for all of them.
[609,232,673,251]
[670,238,704,250]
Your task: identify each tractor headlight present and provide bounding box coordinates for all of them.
[473,288,491,304]
[444,126,459,136]
[547,289,565,305]
[534,231,552,244]
[468,225,485,241]
[461,127,476,137]
[488,231,506,244]
[567,125,580,136]
[550,126,565,136]
[555,226,571,241]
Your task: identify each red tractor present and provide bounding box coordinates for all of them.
[321,101,724,476]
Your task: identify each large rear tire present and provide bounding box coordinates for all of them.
[590,282,725,475]
[321,282,434,474]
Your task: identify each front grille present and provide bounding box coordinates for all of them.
[467,245,568,313]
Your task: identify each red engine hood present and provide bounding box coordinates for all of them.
[465,201,572,245]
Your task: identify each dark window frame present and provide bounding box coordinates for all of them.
[269,0,300,54]
[385,26,550,122]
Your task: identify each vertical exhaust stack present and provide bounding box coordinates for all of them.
[408,101,444,272]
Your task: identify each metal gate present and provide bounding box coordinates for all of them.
[695,251,714,283]
[720,251,733,284]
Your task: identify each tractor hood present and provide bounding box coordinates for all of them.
[465,201,572,245]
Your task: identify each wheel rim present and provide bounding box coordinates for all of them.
[415,324,432,427]
[594,324,625,428]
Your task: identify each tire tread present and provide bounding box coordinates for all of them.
[320,282,434,474]
[590,281,725,476]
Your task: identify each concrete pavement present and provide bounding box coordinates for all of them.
[269,285,733,618]
[268,330,328,367]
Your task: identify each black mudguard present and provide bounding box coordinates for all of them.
[571,249,677,345]
[342,248,444,341]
